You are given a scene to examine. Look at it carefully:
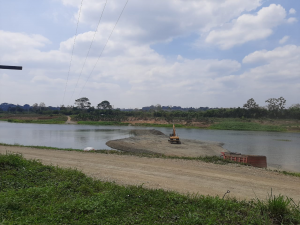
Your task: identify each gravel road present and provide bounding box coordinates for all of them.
[1,145,300,202]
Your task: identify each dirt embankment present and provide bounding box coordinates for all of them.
[1,145,300,201]
[106,129,226,157]
[123,117,212,128]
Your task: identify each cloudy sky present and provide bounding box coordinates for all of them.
[0,0,299,108]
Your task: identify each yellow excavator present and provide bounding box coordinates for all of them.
[168,124,181,144]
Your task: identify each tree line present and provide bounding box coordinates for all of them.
[64,97,300,121]
[1,97,300,120]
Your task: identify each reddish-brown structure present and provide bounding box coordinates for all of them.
[221,152,267,168]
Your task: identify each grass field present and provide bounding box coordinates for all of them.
[132,123,197,129]
[210,121,286,132]
[77,121,130,126]
[2,113,299,132]
[77,121,198,128]
[0,116,67,124]
[1,153,299,224]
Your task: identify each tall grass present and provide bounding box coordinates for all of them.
[210,121,286,132]
[256,189,300,224]
[77,121,197,128]
[1,153,299,224]
[4,117,67,124]
[133,123,197,128]
[78,121,130,126]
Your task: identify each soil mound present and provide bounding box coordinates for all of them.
[107,129,226,157]
[130,129,167,136]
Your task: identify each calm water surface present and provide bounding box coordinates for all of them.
[0,121,299,172]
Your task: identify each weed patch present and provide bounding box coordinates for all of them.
[210,121,286,132]
[3,117,67,124]
[77,121,130,126]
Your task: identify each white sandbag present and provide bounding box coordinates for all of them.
[83,147,95,151]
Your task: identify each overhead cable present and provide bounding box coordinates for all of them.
[68,0,108,105]
[62,0,84,105]
[77,0,129,98]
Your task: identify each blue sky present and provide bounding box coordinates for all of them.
[0,0,299,108]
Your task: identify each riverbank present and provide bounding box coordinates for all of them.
[2,153,299,224]
[0,114,67,124]
[1,113,299,132]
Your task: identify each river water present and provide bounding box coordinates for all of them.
[0,121,299,172]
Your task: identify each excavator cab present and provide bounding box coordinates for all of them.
[168,124,181,144]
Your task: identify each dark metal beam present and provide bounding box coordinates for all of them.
[0,65,23,70]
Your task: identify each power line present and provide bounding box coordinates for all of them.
[68,0,108,105]
[77,0,129,98]
[62,0,84,105]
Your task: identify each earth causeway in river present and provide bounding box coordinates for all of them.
[106,129,226,157]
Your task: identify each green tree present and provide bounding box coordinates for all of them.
[75,97,91,109]
[97,100,112,109]
[289,104,300,109]
[155,104,162,111]
[243,98,259,109]
[265,97,286,111]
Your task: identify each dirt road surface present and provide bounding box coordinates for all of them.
[65,116,77,124]
[1,145,300,202]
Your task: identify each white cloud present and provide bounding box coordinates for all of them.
[177,55,184,61]
[205,4,287,49]
[0,29,244,107]
[289,8,296,14]
[279,36,290,44]
[243,45,300,64]
[0,30,50,51]
[237,45,300,104]
[31,75,65,85]
[60,0,263,46]
[287,17,298,24]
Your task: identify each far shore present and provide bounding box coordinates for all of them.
[1,115,300,132]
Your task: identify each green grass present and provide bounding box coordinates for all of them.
[1,153,299,224]
[134,123,181,127]
[133,123,197,129]
[77,121,198,128]
[270,169,300,178]
[210,121,286,132]
[2,117,67,124]
[78,121,130,126]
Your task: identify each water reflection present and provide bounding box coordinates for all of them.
[0,121,299,172]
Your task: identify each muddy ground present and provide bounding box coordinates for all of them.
[106,129,227,157]
[1,145,300,201]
